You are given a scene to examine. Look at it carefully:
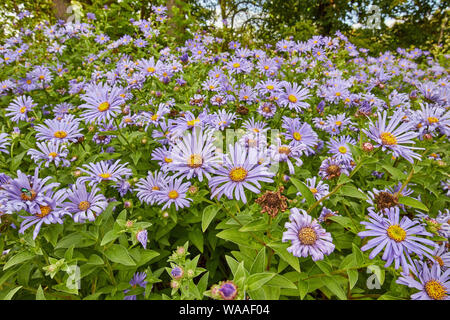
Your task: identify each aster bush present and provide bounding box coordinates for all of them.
[0,4,449,302]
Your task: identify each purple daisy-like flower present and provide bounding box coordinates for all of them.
[18,188,69,240]
[77,160,132,187]
[27,141,70,168]
[209,142,275,203]
[79,83,126,124]
[65,182,108,223]
[318,157,350,180]
[397,261,449,300]
[34,118,83,144]
[358,207,437,273]
[282,117,318,155]
[279,82,310,112]
[282,208,335,261]
[268,138,305,175]
[300,177,329,201]
[124,272,147,300]
[257,102,277,119]
[154,177,191,210]
[363,110,423,163]
[167,129,220,182]
[0,133,11,154]
[6,96,36,123]
[2,167,60,215]
[326,135,356,164]
[135,171,168,205]
[136,230,148,249]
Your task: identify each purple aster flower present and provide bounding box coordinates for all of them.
[135,171,168,205]
[226,57,252,75]
[27,141,70,168]
[324,113,353,136]
[279,82,310,112]
[2,167,60,215]
[210,110,237,131]
[95,34,110,44]
[219,281,238,300]
[318,207,339,223]
[358,207,437,273]
[318,157,350,180]
[411,103,450,137]
[282,117,318,155]
[79,83,126,124]
[136,230,148,249]
[397,261,449,300]
[18,188,69,240]
[282,208,335,261]
[151,146,173,172]
[114,179,131,197]
[268,138,305,174]
[209,142,275,203]
[0,133,11,154]
[170,266,184,279]
[167,129,220,182]
[154,177,191,210]
[363,110,423,163]
[299,177,329,201]
[77,160,132,187]
[257,102,277,119]
[35,117,83,144]
[6,96,35,123]
[65,182,107,223]
[124,272,147,300]
[326,135,356,164]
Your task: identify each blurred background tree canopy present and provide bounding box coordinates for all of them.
[0,0,448,55]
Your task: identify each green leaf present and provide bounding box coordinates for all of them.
[239,218,267,232]
[290,177,315,206]
[216,229,260,249]
[87,254,104,265]
[298,280,309,300]
[267,242,300,273]
[100,230,120,246]
[340,185,367,200]
[368,265,385,286]
[382,164,406,180]
[188,229,204,253]
[250,247,266,274]
[3,252,35,270]
[225,256,239,276]
[321,276,346,300]
[201,205,220,232]
[247,273,276,291]
[4,286,22,300]
[315,260,332,274]
[398,196,429,212]
[347,269,358,290]
[36,285,46,300]
[327,215,357,233]
[104,245,136,266]
[265,274,297,289]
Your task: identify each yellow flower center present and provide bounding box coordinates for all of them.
[98,101,110,112]
[335,121,342,126]
[288,94,297,103]
[386,224,406,242]
[151,114,159,121]
[99,173,111,179]
[266,85,274,90]
[168,190,179,199]
[425,280,447,300]
[48,152,58,158]
[310,188,318,194]
[293,132,302,141]
[338,146,347,154]
[26,80,32,84]
[278,146,291,155]
[54,131,68,139]
[187,154,203,168]
[147,67,155,73]
[232,62,240,68]
[78,201,91,211]
[335,92,341,97]
[229,167,248,182]
[264,65,269,70]
[298,227,317,245]
[380,132,397,145]
[20,106,27,113]
[427,117,439,124]
[187,119,200,126]
[37,205,52,218]
[164,157,173,163]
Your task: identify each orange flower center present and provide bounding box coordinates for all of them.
[78,201,91,211]
[98,101,110,112]
[54,131,68,139]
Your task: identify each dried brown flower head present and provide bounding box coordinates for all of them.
[255,186,288,217]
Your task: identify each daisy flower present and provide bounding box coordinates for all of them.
[209,142,275,203]
[358,207,437,273]
[135,171,168,205]
[0,133,11,154]
[154,177,191,210]
[326,135,356,164]
[5,96,36,123]
[65,182,108,223]
[27,141,70,168]
[279,82,310,112]
[34,118,83,144]
[78,160,132,187]
[363,110,423,163]
[282,208,335,261]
